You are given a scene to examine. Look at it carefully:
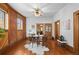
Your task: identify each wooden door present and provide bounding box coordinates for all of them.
[55,20,60,39]
[45,24,52,39]
[73,11,79,54]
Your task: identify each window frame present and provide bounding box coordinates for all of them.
[0,9,5,29]
[17,17,23,30]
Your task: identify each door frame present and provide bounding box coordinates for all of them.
[54,20,60,39]
[36,23,44,34]
[36,23,52,39]
[73,10,79,54]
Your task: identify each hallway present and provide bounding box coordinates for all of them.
[0,39,73,55]
[0,3,79,55]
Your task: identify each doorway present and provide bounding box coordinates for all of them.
[73,10,79,54]
[36,24,44,35]
[55,20,60,40]
[45,24,52,39]
[36,23,52,39]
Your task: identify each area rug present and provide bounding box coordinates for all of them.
[24,43,49,55]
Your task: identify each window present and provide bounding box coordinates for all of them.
[17,18,23,30]
[0,10,5,29]
[0,9,8,30]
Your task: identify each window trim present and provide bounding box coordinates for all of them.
[0,8,8,30]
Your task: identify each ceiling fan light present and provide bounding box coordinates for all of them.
[34,13,41,16]
[33,8,43,16]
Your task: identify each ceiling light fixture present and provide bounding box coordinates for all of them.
[33,8,43,16]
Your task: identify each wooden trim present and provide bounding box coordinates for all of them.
[54,20,60,39]
[0,3,26,47]
[0,3,8,12]
[73,10,79,54]
[6,3,26,17]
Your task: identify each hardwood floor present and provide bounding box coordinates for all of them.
[0,39,74,55]
[45,40,73,55]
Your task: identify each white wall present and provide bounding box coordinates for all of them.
[26,17,53,37]
[53,3,79,47]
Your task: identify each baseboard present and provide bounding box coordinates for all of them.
[65,44,73,52]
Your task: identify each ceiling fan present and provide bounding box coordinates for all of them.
[26,4,50,17]
[33,7,43,16]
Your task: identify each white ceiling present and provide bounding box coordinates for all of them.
[9,3,67,18]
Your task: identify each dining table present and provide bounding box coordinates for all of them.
[31,34,44,47]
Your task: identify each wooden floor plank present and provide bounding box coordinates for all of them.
[0,39,74,55]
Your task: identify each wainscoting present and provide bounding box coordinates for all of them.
[0,3,26,47]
